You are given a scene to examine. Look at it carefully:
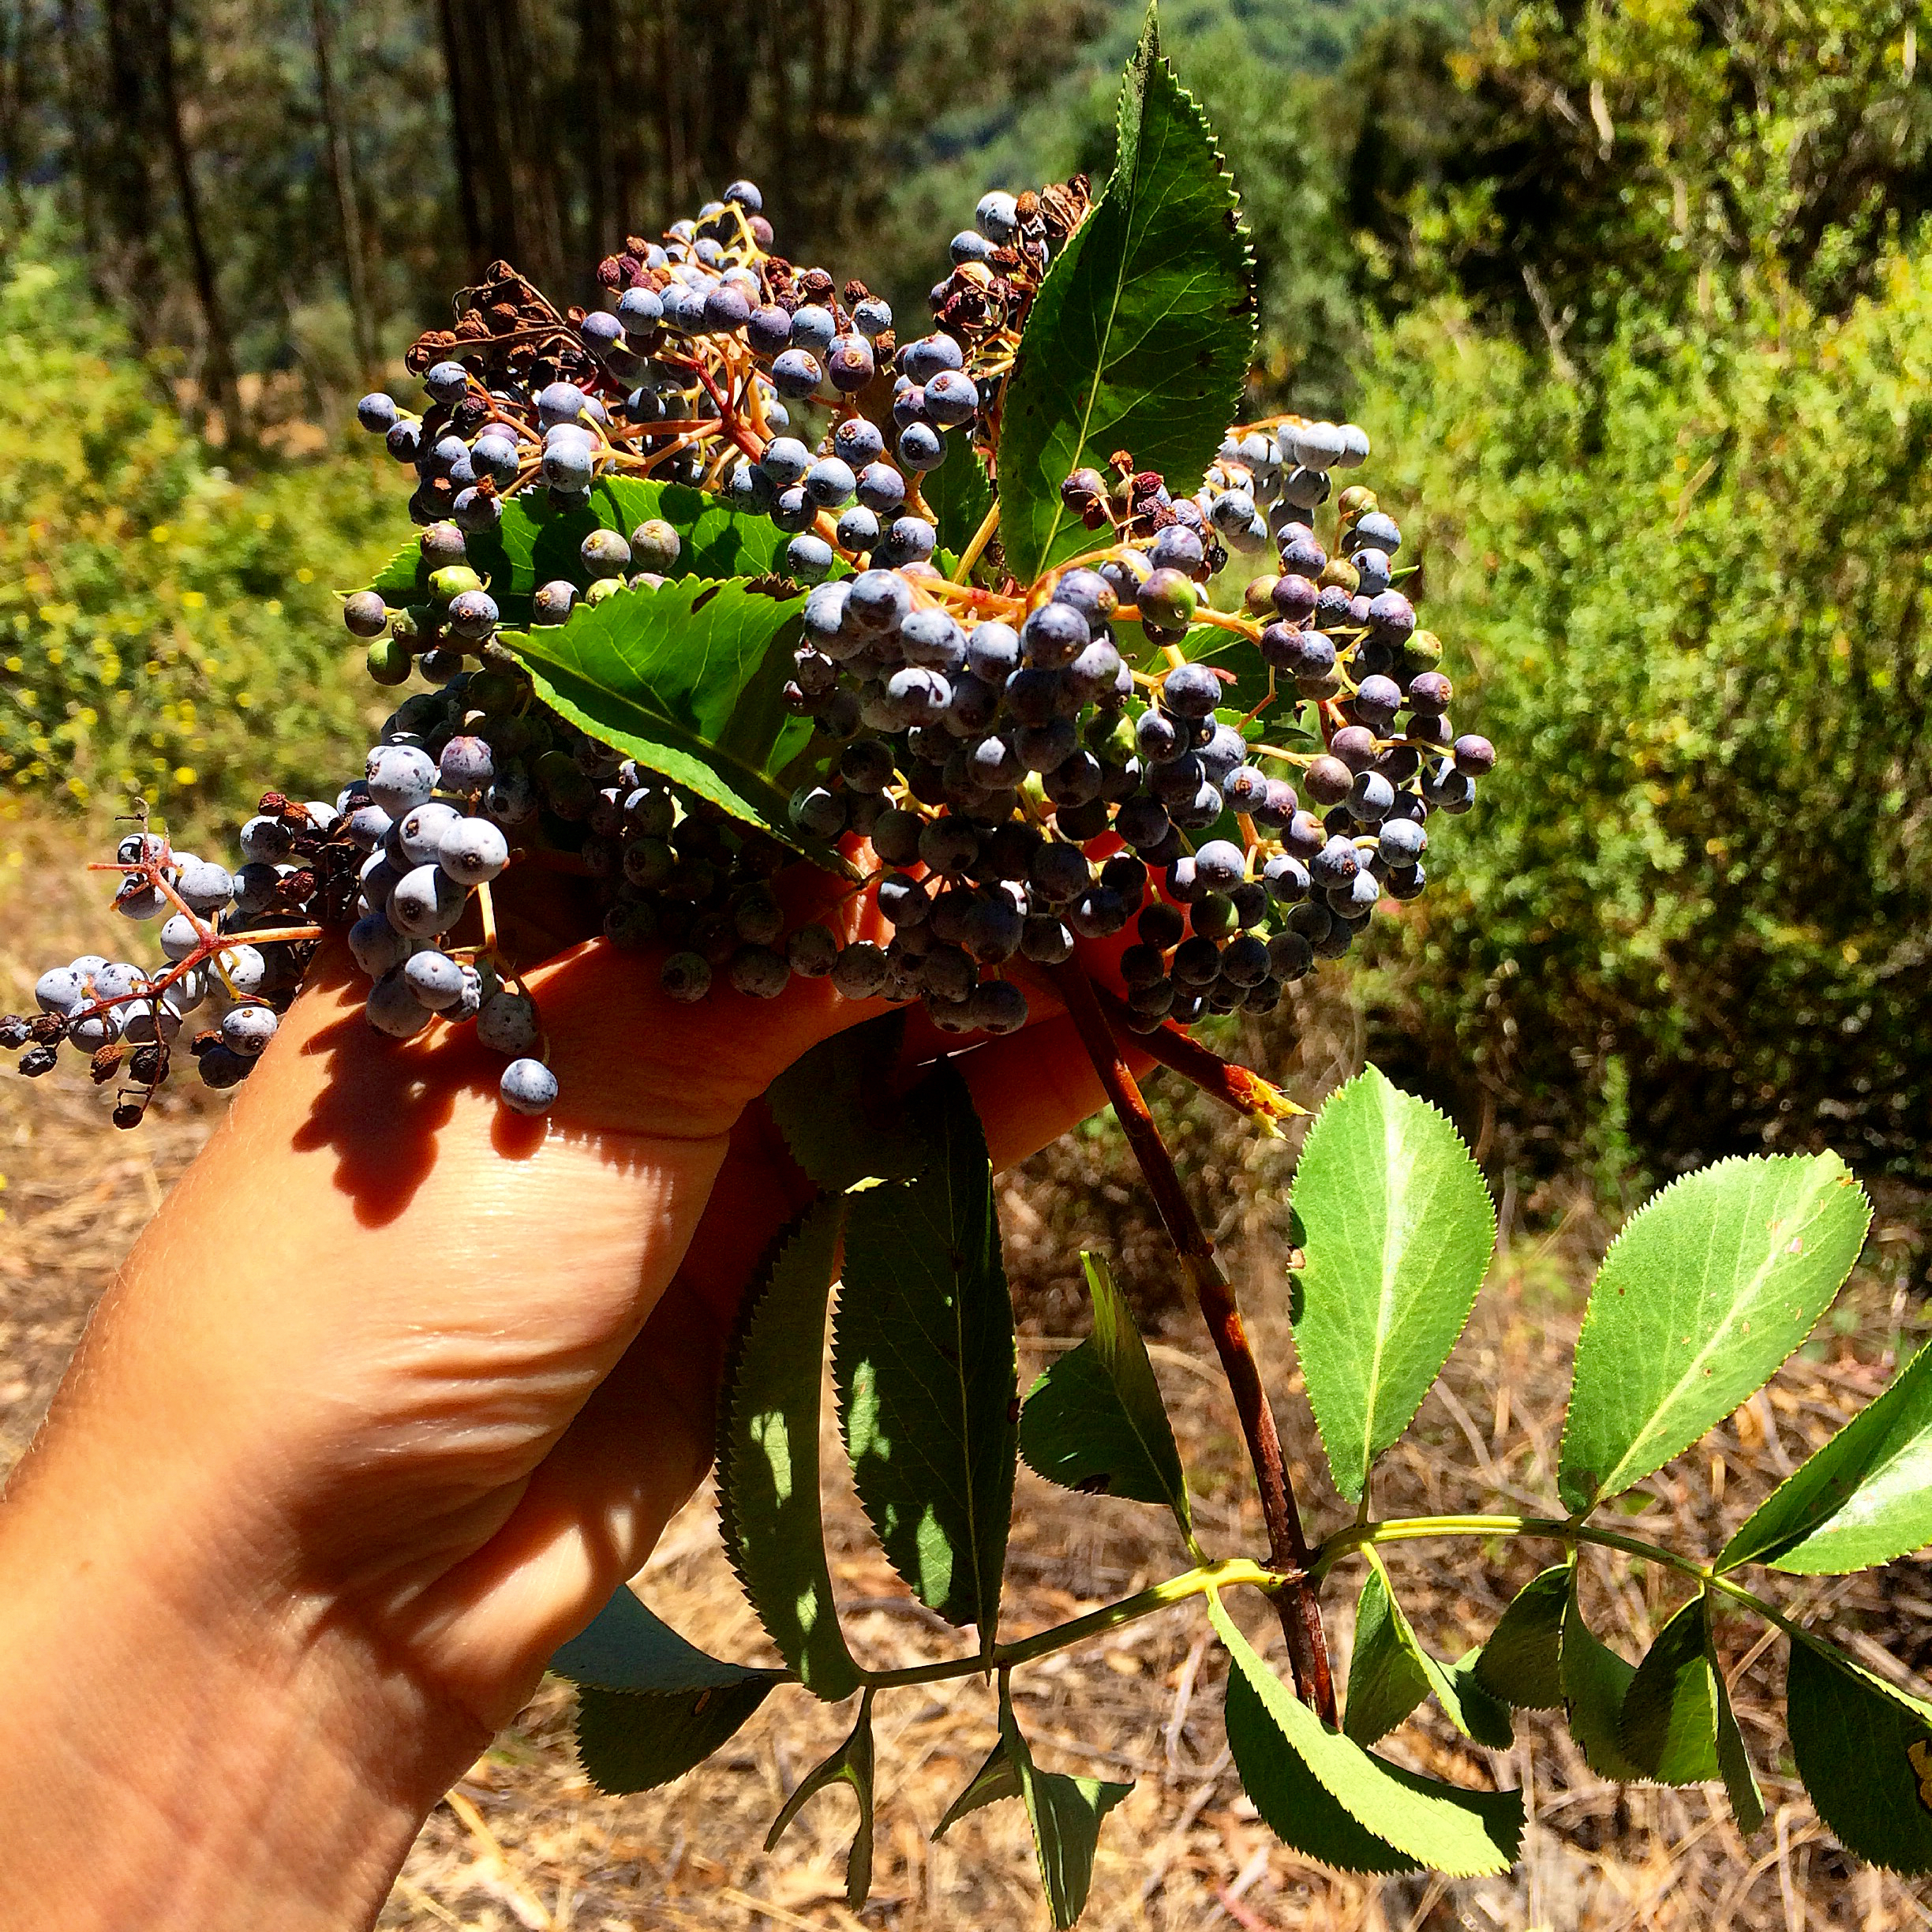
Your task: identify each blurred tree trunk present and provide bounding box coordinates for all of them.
[575,0,616,258]
[436,0,486,268]
[309,0,380,384]
[54,0,98,258]
[436,0,567,294]
[99,0,159,324]
[0,0,39,230]
[656,0,683,213]
[153,0,245,442]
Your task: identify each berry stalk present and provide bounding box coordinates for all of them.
[1050,953,1335,1721]
[1080,976,1302,1128]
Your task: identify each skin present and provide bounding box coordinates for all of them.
[0,874,1142,1932]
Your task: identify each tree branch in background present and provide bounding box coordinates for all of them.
[155,0,244,444]
[309,0,379,387]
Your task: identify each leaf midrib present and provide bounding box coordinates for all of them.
[1028,165,1138,574]
[1356,1087,1413,1485]
[515,616,790,803]
[1589,1166,1842,1503]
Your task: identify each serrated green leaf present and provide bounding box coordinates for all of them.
[1019,1253,1193,1541]
[932,1735,1024,1838]
[1720,1344,1932,1576]
[1345,1559,1432,1746]
[367,474,796,621]
[1559,1578,1645,1781]
[1475,1564,1570,1709]
[1436,1650,1516,1749]
[552,1586,784,1794]
[1210,1593,1524,1877]
[1787,1638,1932,1874]
[1559,1153,1871,1514]
[1619,1593,1720,1784]
[1346,1555,1513,1749]
[1713,1637,1765,1833]
[717,1200,861,1701]
[998,8,1254,582]
[766,1013,927,1193]
[369,535,427,603]
[923,430,995,567]
[1000,1695,1133,1930]
[500,575,814,841]
[765,1689,876,1908]
[1289,1065,1498,1503]
[834,1061,1017,1642]
[1226,1653,1422,1875]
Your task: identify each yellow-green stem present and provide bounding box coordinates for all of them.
[856,1558,1281,1689]
[1315,1514,1811,1644]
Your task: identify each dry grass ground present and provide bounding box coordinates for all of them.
[6,809,1932,1931]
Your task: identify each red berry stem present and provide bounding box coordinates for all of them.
[1050,953,1336,1722]
[1080,979,1303,1128]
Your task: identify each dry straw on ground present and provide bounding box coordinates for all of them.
[4,810,1932,1930]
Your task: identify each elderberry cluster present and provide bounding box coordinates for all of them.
[345,177,1078,636]
[10,170,1494,1125]
[3,824,324,1120]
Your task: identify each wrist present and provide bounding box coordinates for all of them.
[0,1435,486,1932]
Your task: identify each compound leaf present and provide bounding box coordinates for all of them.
[717,1198,861,1701]
[1345,1558,1431,1746]
[1211,1593,1523,1877]
[1474,1564,1571,1709]
[1290,1065,1498,1503]
[1560,1581,1644,1782]
[998,8,1254,582]
[501,575,814,841]
[834,1061,1017,1644]
[1787,1638,1932,1874]
[368,474,797,622]
[765,1690,877,1909]
[766,1013,927,1193]
[1558,1153,1871,1514]
[1000,1697,1133,1930]
[552,1586,784,1794]
[1720,1343,1932,1576]
[1019,1252,1192,1539]
[1619,1593,1720,1784]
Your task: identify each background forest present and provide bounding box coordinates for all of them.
[2,0,1930,1185]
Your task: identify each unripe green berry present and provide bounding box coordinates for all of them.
[583,575,623,607]
[428,564,484,604]
[1138,566,1198,631]
[366,635,413,685]
[1402,629,1443,674]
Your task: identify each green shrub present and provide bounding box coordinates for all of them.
[0,233,399,835]
[1358,248,1932,1173]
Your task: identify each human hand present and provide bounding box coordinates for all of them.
[0,856,1135,1932]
